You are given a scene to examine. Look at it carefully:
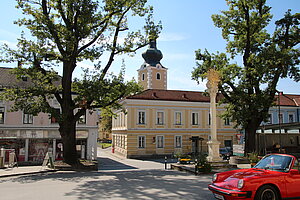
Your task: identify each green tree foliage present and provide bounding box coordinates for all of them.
[0,0,161,165]
[99,107,113,135]
[192,0,300,154]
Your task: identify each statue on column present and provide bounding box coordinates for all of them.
[206,68,222,162]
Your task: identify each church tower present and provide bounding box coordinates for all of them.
[138,39,167,90]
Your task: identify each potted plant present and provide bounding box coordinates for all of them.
[195,153,212,173]
[247,152,260,167]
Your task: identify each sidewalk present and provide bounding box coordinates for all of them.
[0,166,57,178]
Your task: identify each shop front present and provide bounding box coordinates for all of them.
[0,129,91,165]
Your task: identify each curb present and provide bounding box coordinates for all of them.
[0,169,58,178]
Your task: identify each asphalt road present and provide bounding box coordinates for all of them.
[0,148,215,200]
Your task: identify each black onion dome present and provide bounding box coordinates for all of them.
[142,39,163,67]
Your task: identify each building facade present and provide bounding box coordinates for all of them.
[112,89,238,158]
[257,93,300,154]
[111,40,238,158]
[0,67,98,164]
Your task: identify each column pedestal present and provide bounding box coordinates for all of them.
[207,140,221,162]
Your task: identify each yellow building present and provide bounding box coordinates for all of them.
[111,40,238,158]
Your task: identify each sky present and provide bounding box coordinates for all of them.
[0,0,299,94]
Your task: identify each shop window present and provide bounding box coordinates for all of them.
[192,112,199,125]
[175,136,182,148]
[23,112,33,124]
[78,112,86,124]
[0,107,4,124]
[138,136,145,148]
[157,136,164,148]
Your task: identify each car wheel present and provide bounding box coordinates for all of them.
[255,185,279,200]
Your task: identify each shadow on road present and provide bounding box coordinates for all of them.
[0,169,214,199]
[98,157,138,170]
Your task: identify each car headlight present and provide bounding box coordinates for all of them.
[212,174,218,182]
[237,179,244,189]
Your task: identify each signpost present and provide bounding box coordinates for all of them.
[42,152,55,169]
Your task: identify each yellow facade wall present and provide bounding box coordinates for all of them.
[112,99,237,158]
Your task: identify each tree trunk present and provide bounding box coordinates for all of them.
[59,119,78,165]
[244,118,262,155]
[59,60,79,165]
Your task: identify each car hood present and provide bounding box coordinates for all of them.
[214,168,277,189]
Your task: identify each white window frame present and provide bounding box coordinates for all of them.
[175,111,182,125]
[288,113,295,123]
[278,113,283,124]
[138,110,146,125]
[156,111,164,125]
[138,136,146,148]
[0,107,5,124]
[174,135,182,148]
[267,113,273,124]
[191,112,199,125]
[224,118,230,126]
[78,112,86,124]
[156,135,164,148]
[23,112,33,124]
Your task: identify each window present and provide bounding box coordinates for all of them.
[224,118,230,126]
[78,112,86,124]
[289,114,294,123]
[23,112,33,124]
[0,107,4,124]
[142,73,145,81]
[208,113,211,125]
[267,114,273,124]
[192,112,199,125]
[156,73,161,80]
[157,136,164,148]
[138,111,146,124]
[278,113,283,124]
[157,111,164,125]
[175,136,182,148]
[138,136,145,148]
[51,108,60,123]
[175,112,182,125]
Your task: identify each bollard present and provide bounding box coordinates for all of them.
[164,156,167,170]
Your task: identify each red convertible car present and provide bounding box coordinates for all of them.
[208,154,300,200]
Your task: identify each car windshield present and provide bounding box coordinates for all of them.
[254,154,292,172]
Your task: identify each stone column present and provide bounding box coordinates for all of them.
[206,69,222,162]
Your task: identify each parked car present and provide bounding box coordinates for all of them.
[219,147,232,160]
[209,154,300,200]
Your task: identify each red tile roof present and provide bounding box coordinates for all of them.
[275,94,300,107]
[127,89,300,107]
[126,89,222,103]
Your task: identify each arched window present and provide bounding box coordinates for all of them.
[156,72,161,80]
[142,73,145,81]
